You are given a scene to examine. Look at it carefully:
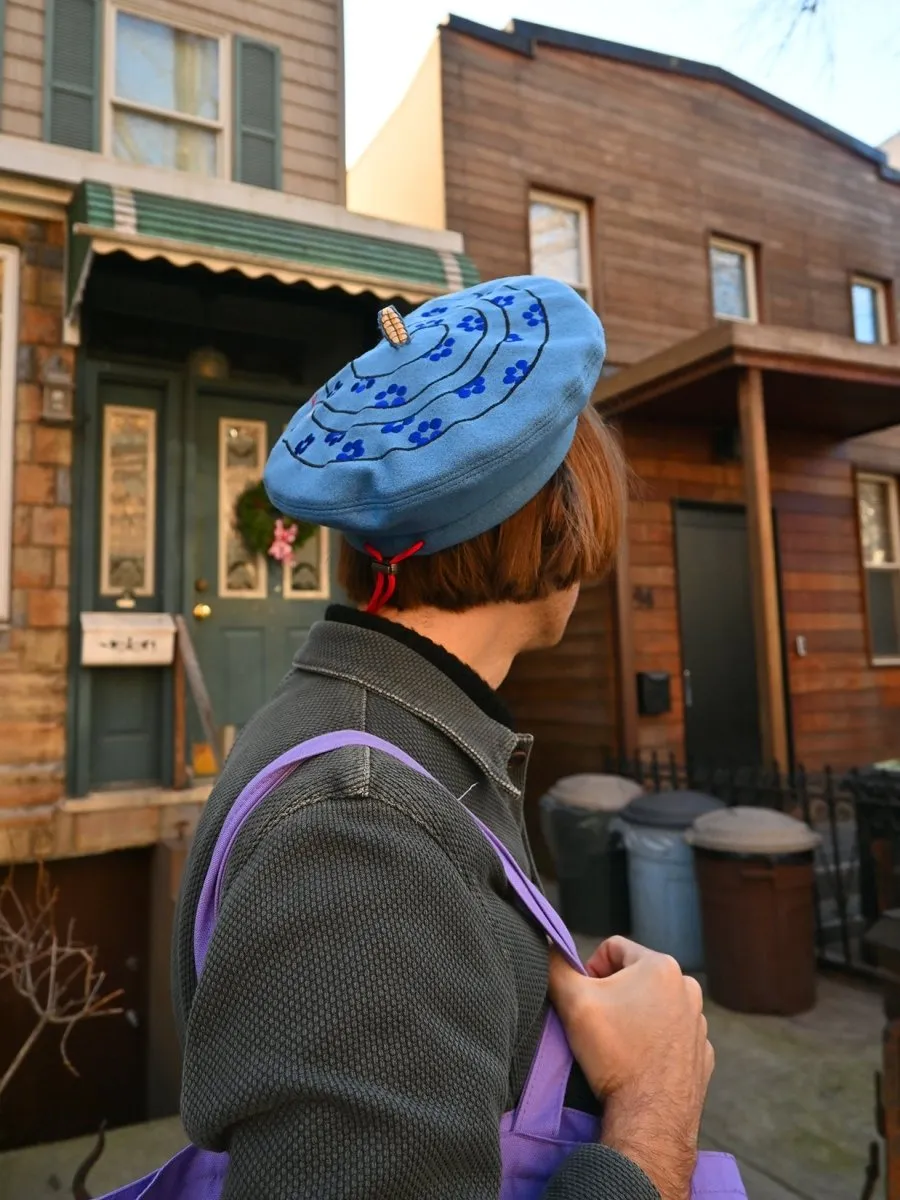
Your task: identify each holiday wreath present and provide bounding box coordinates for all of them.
[234,481,317,564]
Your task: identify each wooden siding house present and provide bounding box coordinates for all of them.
[0,0,478,1147]
[349,17,900,850]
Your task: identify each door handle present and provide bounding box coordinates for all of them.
[193,603,212,621]
[683,668,693,709]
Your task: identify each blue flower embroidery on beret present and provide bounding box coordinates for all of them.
[421,306,448,317]
[294,434,315,455]
[351,377,375,394]
[505,333,524,343]
[456,376,486,399]
[523,303,546,328]
[382,417,415,434]
[409,419,443,446]
[490,295,515,308]
[503,360,531,385]
[324,430,345,446]
[457,314,486,333]
[375,384,408,408]
[429,337,456,362]
[337,439,365,461]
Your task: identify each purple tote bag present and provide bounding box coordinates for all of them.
[97,731,745,1200]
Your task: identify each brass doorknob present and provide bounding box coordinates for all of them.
[193,603,212,621]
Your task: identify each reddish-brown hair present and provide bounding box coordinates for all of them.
[339,406,627,612]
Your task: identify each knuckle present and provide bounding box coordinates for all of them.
[653,953,682,983]
[684,975,704,1008]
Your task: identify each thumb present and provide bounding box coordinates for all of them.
[547,949,586,1016]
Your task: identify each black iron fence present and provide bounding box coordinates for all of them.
[602,751,900,976]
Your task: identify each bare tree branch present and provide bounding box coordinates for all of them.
[0,866,124,1101]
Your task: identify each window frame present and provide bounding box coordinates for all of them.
[858,471,900,665]
[102,2,232,179]
[0,245,20,628]
[708,236,759,324]
[528,189,593,305]
[850,274,891,346]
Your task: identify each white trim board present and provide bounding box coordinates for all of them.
[0,245,21,628]
[0,135,467,255]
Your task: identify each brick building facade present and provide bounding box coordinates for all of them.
[1,211,71,815]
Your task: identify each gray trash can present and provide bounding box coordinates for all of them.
[617,790,725,970]
[540,775,641,936]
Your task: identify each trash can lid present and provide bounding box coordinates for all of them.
[685,806,822,854]
[621,790,725,829]
[546,774,644,812]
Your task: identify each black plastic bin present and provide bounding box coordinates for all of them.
[539,774,641,937]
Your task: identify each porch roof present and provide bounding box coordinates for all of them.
[66,180,479,329]
[594,322,900,438]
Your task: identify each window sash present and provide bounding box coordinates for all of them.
[528,190,592,299]
[859,473,900,662]
[709,237,758,323]
[851,276,889,345]
[105,4,230,175]
[859,473,900,568]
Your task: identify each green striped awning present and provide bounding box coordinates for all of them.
[66,181,479,324]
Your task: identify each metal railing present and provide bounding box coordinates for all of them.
[602,751,900,976]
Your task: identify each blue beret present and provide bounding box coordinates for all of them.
[264,275,605,558]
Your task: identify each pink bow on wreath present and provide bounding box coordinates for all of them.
[268,518,297,563]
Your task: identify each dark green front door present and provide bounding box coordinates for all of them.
[188,391,333,762]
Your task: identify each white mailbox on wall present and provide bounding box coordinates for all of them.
[80,613,177,667]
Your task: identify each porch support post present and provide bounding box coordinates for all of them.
[738,367,789,768]
[613,503,638,757]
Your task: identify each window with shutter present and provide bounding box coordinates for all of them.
[104,8,228,178]
[234,38,282,190]
[44,0,101,150]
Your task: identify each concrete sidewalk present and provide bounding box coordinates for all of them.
[571,926,882,1200]
[702,973,881,1200]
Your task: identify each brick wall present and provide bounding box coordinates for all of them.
[0,213,72,808]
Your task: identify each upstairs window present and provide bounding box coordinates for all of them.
[107,9,227,177]
[529,191,592,303]
[851,276,890,345]
[858,473,900,661]
[709,237,758,323]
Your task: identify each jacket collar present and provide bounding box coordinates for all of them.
[295,618,532,798]
[325,605,515,728]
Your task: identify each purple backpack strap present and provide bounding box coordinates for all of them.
[194,729,580,975]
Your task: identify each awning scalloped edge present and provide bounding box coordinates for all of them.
[76,224,447,305]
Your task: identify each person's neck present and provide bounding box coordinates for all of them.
[378,604,530,689]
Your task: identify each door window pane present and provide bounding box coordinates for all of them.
[100,406,157,596]
[852,282,884,344]
[529,196,590,297]
[710,244,753,321]
[116,12,219,120]
[219,419,267,598]
[284,528,329,599]
[858,478,896,566]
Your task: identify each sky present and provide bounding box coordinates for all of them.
[343,0,899,166]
